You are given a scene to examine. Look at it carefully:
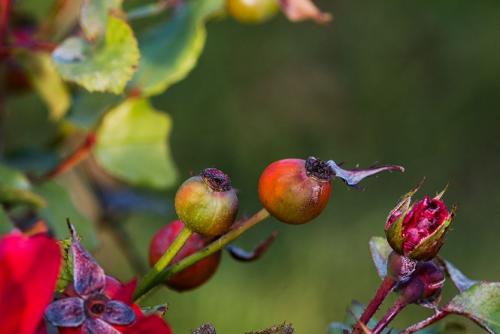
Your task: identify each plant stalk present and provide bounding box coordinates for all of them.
[401,310,449,334]
[134,208,270,301]
[353,276,396,334]
[134,226,193,299]
[41,133,97,182]
[372,299,408,334]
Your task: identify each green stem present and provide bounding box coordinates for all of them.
[134,226,192,299]
[134,208,270,301]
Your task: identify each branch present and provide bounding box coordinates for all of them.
[401,310,449,334]
[134,208,270,301]
[41,133,97,182]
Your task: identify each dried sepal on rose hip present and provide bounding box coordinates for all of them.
[175,168,239,237]
[385,185,455,261]
[258,157,403,225]
[149,220,222,292]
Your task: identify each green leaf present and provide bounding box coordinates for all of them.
[68,91,122,129]
[0,164,46,208]
[35,181,97,249]
[4,93,59,152]
[53,16,139,94]
[445,282,500,333]
[0,164,31,190]
[94,98,178,189]
[129,0,224,96]
[80,0,123,40]
[369,236,393,279]
[21,53,71,120]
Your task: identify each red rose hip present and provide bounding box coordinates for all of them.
[149,220,222,291]
[258,157,333,225]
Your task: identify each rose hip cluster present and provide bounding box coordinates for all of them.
[148,157,403,292]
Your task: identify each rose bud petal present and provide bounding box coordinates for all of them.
[385,187,455,261]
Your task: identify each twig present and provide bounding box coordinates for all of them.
[353,276,396,334]
[401,310,449,334]
[41,133,97,182]
[134,208,270,301]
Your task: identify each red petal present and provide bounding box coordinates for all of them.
[0,233,61,334]
[106,278,138,304]
[124,315,173,334]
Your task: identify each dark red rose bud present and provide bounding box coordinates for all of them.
[175,168,239,237]
[385,187,454,261]
[386,251,417,283]
[396,260,445,305]
[258,157,333,225]
[149,220,222,291]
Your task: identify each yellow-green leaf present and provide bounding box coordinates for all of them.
[53,16,139,94]
[21,53,71,120]
[95,98,178,189]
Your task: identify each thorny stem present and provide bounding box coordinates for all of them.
[134,208,270,301]
[134,226,193,299]
[353,276,396,334]
[372,299,408,334]
[41,133,97,182]
[400,310,449,334]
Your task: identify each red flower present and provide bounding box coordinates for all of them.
[0,232,61,334]
[45,224,172,334]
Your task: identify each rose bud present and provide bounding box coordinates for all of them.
[396,260,445,305]
[385,187,454,261]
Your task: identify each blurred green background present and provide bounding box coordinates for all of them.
[5,0,500,332]
[100,1,500,332]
